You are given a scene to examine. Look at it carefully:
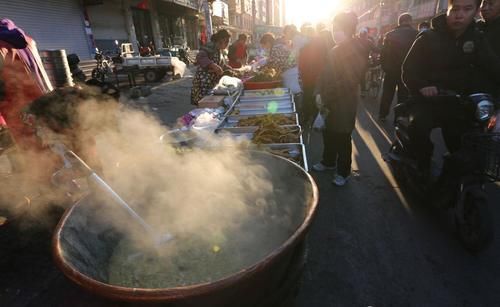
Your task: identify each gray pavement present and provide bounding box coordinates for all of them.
[1,76,500,306]
[296,98,500,307]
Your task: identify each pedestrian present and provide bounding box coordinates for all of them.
[190,29,231,105]
[480,0,500,56]
[378,13,418,121]
[418,21,431,33]
[297,24,316,125]
[357,28,378,95]
[480,0,500,98]
[402,0,500,179]
[298,24,332,125]
[228,33,248,68]
[283,24,308,61]
[260,32,303,117]
[313,12,368,186]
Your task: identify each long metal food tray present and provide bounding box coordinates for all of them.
[242,88,290,97]
[236,101,294,109]
[215,125,303,144]
[258,143,308,171]
[239,95,293,103]
[231,103,296,115]
[219,113,299,128]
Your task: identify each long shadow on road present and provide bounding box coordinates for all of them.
[296,98,500,307]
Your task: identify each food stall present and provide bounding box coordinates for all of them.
[50,62,318,307]
[216,86,308,171]
[171,71,309,171]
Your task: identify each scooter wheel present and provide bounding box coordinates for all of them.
[456,188,493,252]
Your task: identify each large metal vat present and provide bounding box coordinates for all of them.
[40,49,74,87]
[52,151,318,306]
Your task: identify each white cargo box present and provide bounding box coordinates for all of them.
[122,56,172,67]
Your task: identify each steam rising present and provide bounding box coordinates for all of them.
[1,91,306,261]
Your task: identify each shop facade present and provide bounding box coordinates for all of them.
[0,0,93,59]
[85,0,200,53]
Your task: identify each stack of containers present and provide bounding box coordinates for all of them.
[215,87,308,171]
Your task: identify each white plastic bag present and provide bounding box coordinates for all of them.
[312,112,326,131]
[212,76,243,95]
[282,66,302,94]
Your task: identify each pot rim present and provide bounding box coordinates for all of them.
[52,152,319,302]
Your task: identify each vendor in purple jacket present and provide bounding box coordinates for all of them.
[0,18,52,149]
[190,29,231,105]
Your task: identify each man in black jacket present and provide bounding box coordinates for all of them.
[378,13,418,121]
[481,0,500,57]
[402,0,500,177]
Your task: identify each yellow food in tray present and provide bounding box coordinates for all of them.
[252,122,300,144]
[251,68,280,82]
[238,114,295,127]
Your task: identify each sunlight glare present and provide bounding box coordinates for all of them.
[286,0,344,27]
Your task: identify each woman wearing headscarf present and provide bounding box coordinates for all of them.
[190,29,231,105]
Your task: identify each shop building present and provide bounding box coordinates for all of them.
[354,0,439,38]
[227,0,281,42]
[85,0,201,53]
[0,0,93,59]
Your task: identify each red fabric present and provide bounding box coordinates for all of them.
[136,0,148,10]
[0,41,57,182]
[0,42,43,149]
[200,30,207,46]
[228,41,247,68]
[299,37,328,88]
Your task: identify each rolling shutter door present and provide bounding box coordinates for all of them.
[0,0,92,59]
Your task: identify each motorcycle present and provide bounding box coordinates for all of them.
[91,49,113,83]
[177,47,190,66]
[383,91,500,252]
[164,37,190,66]
[67,53,86,83]
[88,49,120,99]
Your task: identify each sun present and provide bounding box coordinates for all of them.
[285,0,344,28]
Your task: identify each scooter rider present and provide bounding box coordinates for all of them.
[402,0,500,179]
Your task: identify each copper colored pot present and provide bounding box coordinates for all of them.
[52,151,319,306]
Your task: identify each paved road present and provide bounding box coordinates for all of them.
[1,76,500,306]
[296,97,500,307]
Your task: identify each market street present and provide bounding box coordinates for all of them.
[1,74,500,306]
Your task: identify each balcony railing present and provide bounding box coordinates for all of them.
[162,0,199,10]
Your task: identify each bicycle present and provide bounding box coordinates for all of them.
[366,65,384,99]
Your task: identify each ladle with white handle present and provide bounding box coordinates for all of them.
[55,147,173,246]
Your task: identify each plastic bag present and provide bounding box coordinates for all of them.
[282,66,302,94]
[212,76,243,95]
[312,112,326,131]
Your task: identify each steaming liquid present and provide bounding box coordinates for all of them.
[107,205,296,288]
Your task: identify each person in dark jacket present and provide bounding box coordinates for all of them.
[313,12,368,186]
[480,0,500,58]
[299,26,334,125]
[402,0,500,177]
[228,34,248,68]
[378,13,418,121]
